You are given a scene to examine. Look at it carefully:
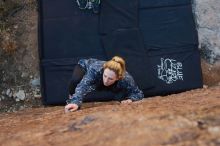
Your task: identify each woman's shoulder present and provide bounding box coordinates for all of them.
[78,58,105,72]
[118,72,135,86]
[79,58,105,65]
[89,59,105,70]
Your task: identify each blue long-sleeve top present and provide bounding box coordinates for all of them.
[68,58,144,107]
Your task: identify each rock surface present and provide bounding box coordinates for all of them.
[193,0,220,63]
[201,59,220,86]
[14,90,26,101]
[0,0,220,112]
[0,86,220,146]
[193,0,220,87]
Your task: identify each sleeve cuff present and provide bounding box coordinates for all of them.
[66,98,81,107]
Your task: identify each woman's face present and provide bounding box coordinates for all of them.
[103,68,119,86]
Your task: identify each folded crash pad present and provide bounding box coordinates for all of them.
[38,0,202,105]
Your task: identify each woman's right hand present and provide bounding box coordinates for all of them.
[64,103,79,113]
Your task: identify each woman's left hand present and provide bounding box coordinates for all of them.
[121,99,132,104]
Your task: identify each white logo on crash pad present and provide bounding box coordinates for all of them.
[157,58,183,84]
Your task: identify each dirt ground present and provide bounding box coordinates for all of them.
[0,85,220,146]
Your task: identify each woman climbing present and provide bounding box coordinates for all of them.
[65,56,144,112]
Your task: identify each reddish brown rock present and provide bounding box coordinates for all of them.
[201,59,220,86]
[0,86,220,146]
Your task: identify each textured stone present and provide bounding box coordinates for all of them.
[6,89,11,96]
[208,127,220,136]
[15,90,26,101]
[193,0,220,63]
[193,0,220,85]
[0,86,220,146]
[201,59,220,86]
[30,78,40,87]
